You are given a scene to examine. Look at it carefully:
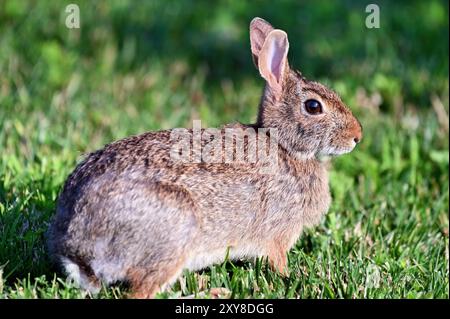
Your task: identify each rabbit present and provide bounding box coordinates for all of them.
[47,17,362,298]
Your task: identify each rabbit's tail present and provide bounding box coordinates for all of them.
[60,256,102,294]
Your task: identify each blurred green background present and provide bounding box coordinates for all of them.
[0,0,448,298]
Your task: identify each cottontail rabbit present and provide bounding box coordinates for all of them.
[47,17,362,298]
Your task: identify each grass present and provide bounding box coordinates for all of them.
[0,0,448,298]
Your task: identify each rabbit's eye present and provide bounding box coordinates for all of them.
[304,99,323,115]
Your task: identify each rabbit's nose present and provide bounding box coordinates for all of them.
[351,122,362,144]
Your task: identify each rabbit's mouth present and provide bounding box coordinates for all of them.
[320,140,357,157]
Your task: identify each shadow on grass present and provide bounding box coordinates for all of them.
[0,177,60,284]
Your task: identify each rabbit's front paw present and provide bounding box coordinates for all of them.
[267,244,290,277]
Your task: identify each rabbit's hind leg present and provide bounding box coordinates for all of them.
[126,256,186,298]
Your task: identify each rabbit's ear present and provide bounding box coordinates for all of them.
[258,29,289,98]
[250,17,274,67]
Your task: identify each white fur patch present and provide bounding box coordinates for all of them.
[60,256,101,294]
[185,244,263,272]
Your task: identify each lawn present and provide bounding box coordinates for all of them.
[0,0,448,298]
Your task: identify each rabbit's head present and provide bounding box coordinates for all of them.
[250,17,362,158]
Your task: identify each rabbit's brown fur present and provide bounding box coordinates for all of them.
[47,17,362,298]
